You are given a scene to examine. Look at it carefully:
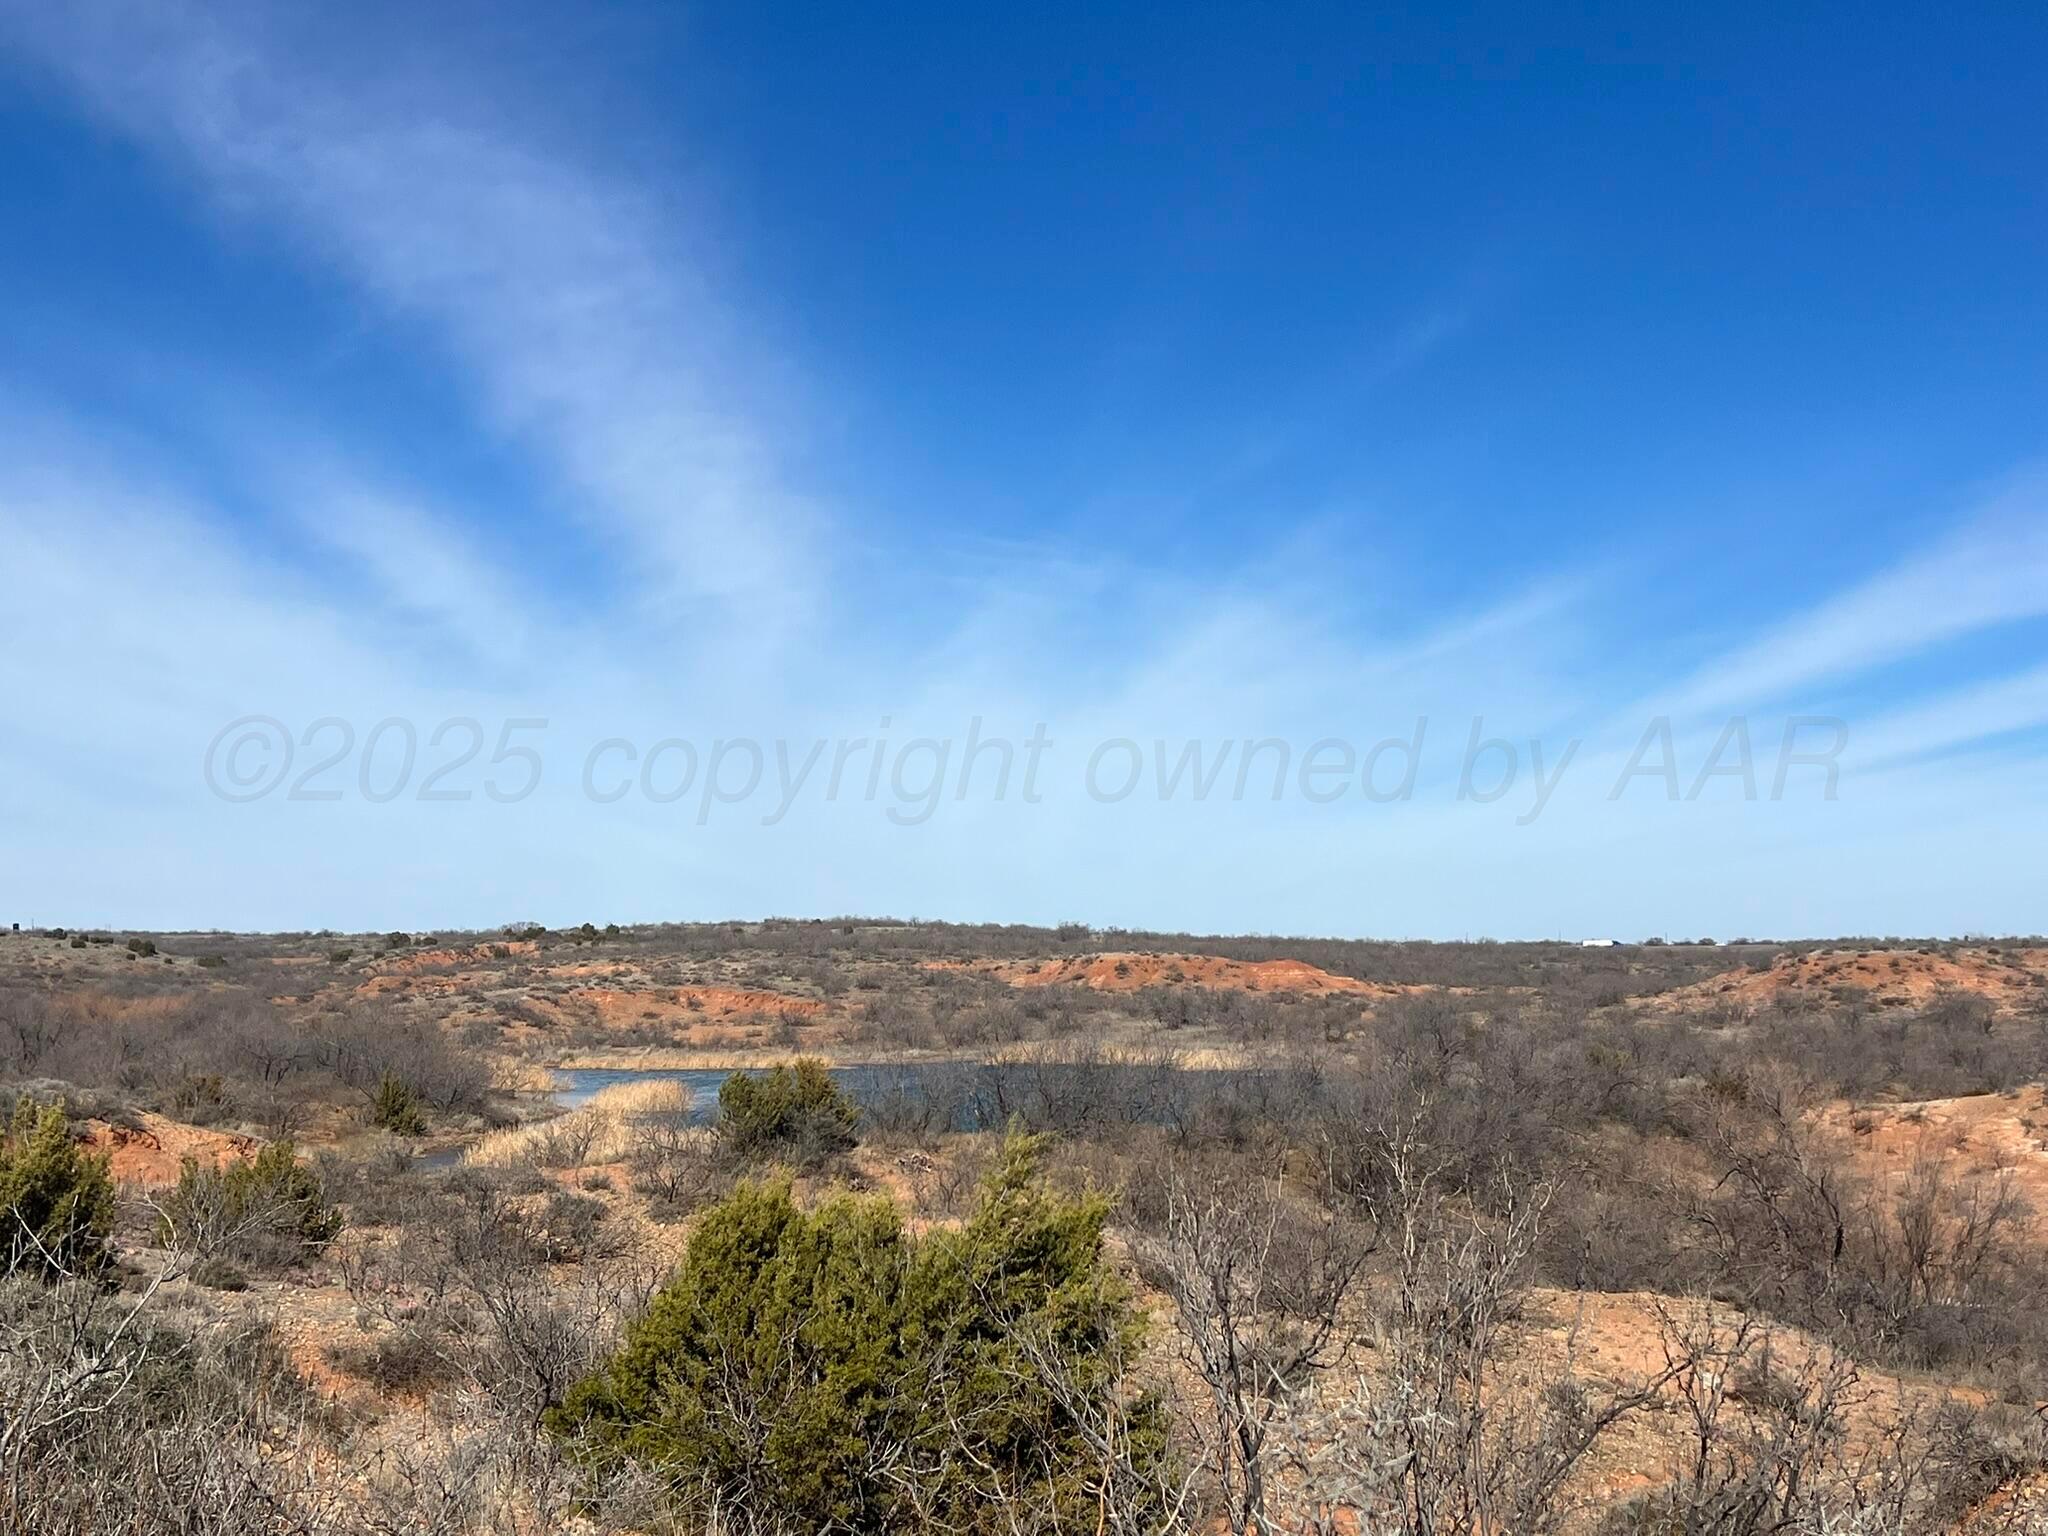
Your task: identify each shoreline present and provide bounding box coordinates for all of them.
[536,1041,1294,1074]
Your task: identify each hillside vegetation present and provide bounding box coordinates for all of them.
[4,920,2047,1533]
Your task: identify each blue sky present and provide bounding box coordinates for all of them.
[1,0,2044,938]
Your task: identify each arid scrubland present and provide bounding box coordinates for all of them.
[4,920,2048,1533]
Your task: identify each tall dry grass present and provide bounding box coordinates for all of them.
[582,1079,697,1116]
[463,1079,692,1169]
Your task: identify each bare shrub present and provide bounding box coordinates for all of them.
[156,1140,341,1272]
[318,1006,491,1116]
[1586,1308,2010,1536]
[625,1111,728,1214]
[1141,1159,1372,1535]
[338,1169,660,1431]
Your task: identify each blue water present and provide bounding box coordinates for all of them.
[551,1066,751,1115]
[550,1064,956,1119]
[548,1059,1323,1134]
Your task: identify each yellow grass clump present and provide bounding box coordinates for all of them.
[584,1078,696,1116]
[462,1078,693,1170]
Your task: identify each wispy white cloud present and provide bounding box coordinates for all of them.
[2,3,2046,938]
[0,0,818,636]
[1847,660,2048,773]
[1651,469,2048,722]
[4,421,2045,938]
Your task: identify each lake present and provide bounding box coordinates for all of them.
[549,1058,1328,1134]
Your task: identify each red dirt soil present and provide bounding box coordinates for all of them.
[1816,1084,2048,1215]
[1508,1287,1994,1519]
[933,951,1396,996]
[1657,946,2048,1014]
[79,1113,258,1188]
